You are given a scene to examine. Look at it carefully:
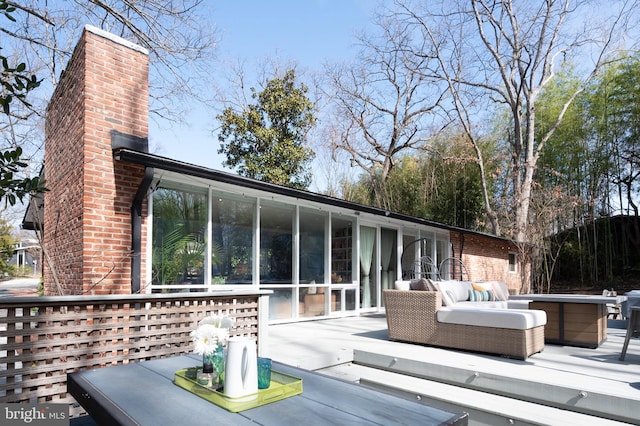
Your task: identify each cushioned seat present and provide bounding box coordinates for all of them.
[437,306,546,329]
[452,300,532,309]
[384,289,546,359]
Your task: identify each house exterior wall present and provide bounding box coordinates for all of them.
[450,231,529,294]
[43,26,149,295]
[40,25,531,310]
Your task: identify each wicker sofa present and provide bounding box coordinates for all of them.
[383,288,546,359]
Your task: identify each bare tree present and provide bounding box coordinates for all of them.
[393,0,640,241]
[2,1,218,160]
[324,12,448,209]
[0,0,220,233]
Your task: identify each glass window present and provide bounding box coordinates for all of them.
[331,289,342,313]
[152,186,207,288]
[211,194,255,284]
[260,201,294,284]
[344,288,356,311]
[401,234,417,279]
[401,236,436,280]
[422,237,433,260]
[331,217,354,284]
[300,288,330,317]
[436,239,447,267]
[269,288,295,320]
[509,252,518,273]
[299,208,326,284]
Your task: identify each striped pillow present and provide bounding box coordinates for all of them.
[468,289,496,302]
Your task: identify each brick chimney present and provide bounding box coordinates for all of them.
[43,26,149,295]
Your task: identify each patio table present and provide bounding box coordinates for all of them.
[67,355,468,425]
[509,294,627,348]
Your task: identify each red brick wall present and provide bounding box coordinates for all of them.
[44,27,149,295]
[449,231,530,294]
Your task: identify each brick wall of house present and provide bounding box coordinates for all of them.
[449,231,529,294]
[43,26,149,295]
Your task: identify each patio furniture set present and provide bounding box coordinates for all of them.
[384,279,546,359]
[384,278,634,359]
[68,355,468,425]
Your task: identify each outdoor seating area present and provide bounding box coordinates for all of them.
[266,314,640,424]
[1,287,638,424]
[5,8,640,424]
[383,285,546,360]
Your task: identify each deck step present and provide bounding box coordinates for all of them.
[317,362,630,425]
[332,350,638,425]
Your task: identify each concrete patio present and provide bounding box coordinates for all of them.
[265,314,640,425]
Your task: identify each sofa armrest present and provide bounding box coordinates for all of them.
[384,289,440,315]
[383,290,440,342]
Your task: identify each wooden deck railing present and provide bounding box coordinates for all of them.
[0,290,269,417]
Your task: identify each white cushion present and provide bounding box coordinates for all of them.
[453,299,531,310]
[394,280,411,290]
[437,307,547,330]
[410,278,433,291]
[454,301,510,309]
[433,280,472,304]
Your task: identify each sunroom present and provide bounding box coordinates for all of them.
[133,152,451,323]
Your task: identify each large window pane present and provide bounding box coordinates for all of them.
[260,201,293,284]
[300,289,330,317]
[436,239,447,270]
[211,194,255,284]
[269,288,295,320]
[152,186,207,288]
[331,217,353,284]
[401,236,437,280]
[401,234,417,279]
[344,288,356,311]
[299,208,326,284]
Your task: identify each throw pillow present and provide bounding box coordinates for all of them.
[409,278,430,291]
[438,280,472,302]
[425,279,438,291]
[472,283,489,291]
[430,281,456,306]
[468,289,496,302]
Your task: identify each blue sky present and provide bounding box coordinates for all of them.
[149,0,377,188]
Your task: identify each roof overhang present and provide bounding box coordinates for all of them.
[114,148,516,245]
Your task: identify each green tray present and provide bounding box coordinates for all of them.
[173,367,303,412]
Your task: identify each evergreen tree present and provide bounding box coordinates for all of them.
[217,70,316,190]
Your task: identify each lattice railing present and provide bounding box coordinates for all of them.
[0,291,268,417]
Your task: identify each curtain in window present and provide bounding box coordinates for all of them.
[360,226,375,308]
[380,228,395,292]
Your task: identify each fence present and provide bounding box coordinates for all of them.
[0,290,269,417]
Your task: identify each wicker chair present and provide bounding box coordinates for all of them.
[383,290,545,360]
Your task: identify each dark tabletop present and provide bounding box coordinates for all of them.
[68,355,468,426]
